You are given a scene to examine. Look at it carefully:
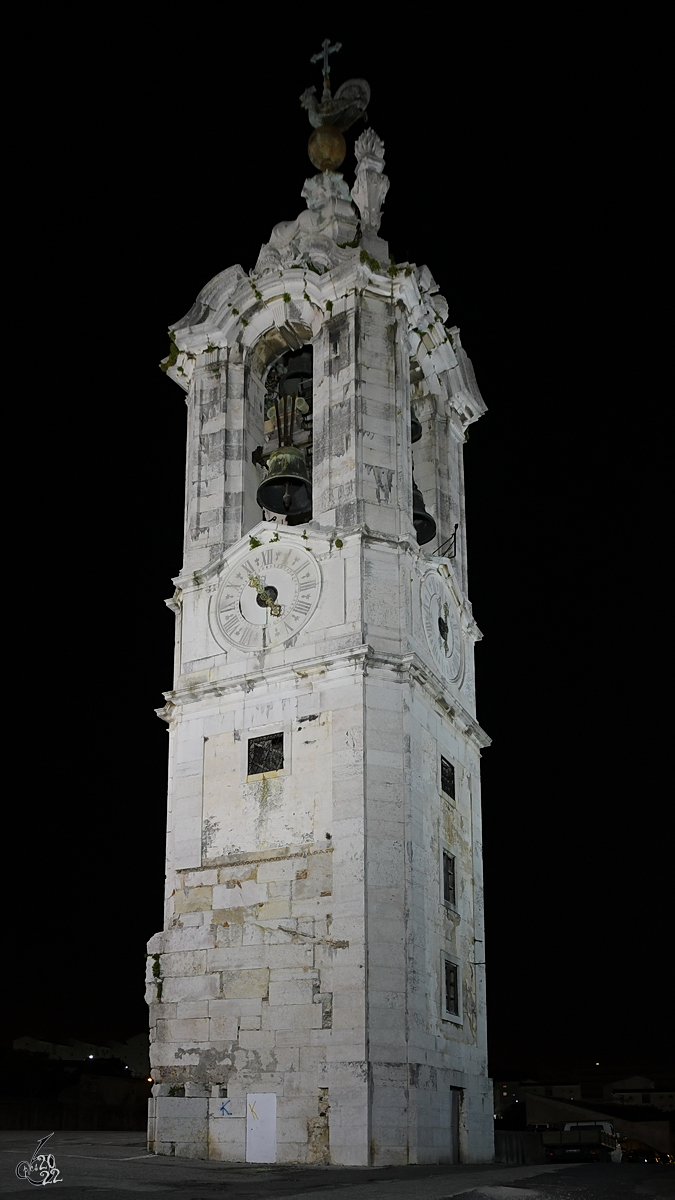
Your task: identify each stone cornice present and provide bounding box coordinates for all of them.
[171,521,339,595]
[169,522,477,624]
[160,248,486,427]
[366,649,490,750]
[158,645,370,717]
[157,642,490,750]
[171,522,458,595]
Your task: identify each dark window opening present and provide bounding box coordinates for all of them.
[441,756,455,799]
[445,961,459,1016]
[248,733,284,776]
[443,851,456,906]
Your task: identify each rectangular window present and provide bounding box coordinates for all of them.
[248,733,284,777]
[441,756,455,799]
[443,851,456,906]
[444,960,459,1016]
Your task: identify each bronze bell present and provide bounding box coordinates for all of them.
[280,348,313,395]
[411,409,422,444]
[257,445,312,519]
[412,479,436,545]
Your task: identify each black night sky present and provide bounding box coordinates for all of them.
[7,13,670,1088]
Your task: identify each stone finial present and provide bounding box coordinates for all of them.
[354,128,385,165]
[351,129,389,236]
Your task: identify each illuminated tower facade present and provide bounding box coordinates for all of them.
[146,47,493,1166]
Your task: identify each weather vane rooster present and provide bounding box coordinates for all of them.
[300,38,370,172]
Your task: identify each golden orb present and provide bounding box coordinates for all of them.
[308,124,346,172]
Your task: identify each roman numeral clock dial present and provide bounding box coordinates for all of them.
[421,570,464,683]
[210,541,321,653]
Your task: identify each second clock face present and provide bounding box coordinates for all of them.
[211,541,321,652]
[421,571,463,682]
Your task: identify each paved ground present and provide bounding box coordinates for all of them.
[1,1132,673,1199]
[450,1165,675,1199]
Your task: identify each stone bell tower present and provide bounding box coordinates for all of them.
[146,43,493,1167]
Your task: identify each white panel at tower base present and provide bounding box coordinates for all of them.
[146,72,494,1166]
[246,1093,277,1162]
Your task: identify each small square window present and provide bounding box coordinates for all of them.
[248,733,284,776]
[441,756,455,799]
[443,851,456,906]
[444,960,459,1016]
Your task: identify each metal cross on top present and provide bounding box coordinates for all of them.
[311,38,341,86]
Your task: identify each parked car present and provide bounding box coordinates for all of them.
[622,1148,661,1163]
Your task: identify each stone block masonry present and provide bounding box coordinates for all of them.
[148,614,491,1163]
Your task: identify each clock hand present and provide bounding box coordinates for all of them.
[247,574,282,617]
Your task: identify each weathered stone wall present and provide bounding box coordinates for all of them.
[181,349,266,576]
[148,557,491,1163]
[147,844,358,1163]
[149,647,369,1164]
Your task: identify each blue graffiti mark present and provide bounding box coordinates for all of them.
[219,1101,232,1116]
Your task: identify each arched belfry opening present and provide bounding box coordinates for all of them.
[256,346,314,526]
[409,356,437,547]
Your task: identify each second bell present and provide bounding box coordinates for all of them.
[257,445,312,518]
[412,480,436,546]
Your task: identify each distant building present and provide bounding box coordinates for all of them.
[494,1080,580,1117]
[13,1034,149,1078]
[495,1074,675,1118]
[611,1076,675,1110]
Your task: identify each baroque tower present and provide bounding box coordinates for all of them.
[146,47,493,1166]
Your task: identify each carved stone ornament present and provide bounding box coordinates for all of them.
[407,266,451,334]
[351,129,390,235]
[173,265,246,332]
[254,172,359,275]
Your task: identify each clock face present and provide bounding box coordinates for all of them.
[421,571,463,682]
[210,541,321,652]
